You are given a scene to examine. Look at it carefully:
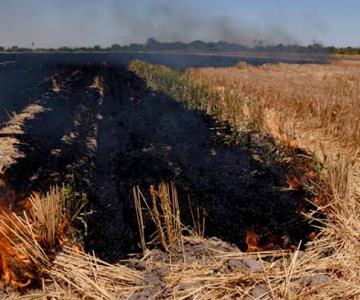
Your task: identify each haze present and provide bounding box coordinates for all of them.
[0,0,359,48]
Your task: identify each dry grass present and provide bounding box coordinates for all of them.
[133,182,184,254]
[0,103,45,173]
[0,186,144,299]
[0,188,64,289]
[47,247,143,300]
[28,187,66,249]
[129,182,360,299]
[130,182,355,299]
[0,179,358,299]
[1,247,144,300]
[189,61,360,159]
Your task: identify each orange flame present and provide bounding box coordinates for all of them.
[0,208,36,289]
[286,175,303,190]
[305,170,316,179]
[245,227,262,252]
[308,231,317,241]
[0,179,44,289]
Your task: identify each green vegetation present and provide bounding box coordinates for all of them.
[129,60,217,112]
[129,60,266,134]
[328,46,360,55]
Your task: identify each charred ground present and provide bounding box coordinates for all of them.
[2,62,317,261]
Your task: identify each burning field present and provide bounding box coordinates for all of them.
[0,56,359,299]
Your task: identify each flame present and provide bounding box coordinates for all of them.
[0,179,39,288]
[286,175,303,190]
[285,139,299,149]
[0,208,36,289]
[0,179,66,289]
[58,217,69,247]
[308,231,317,241]
[245,227,262,252]
[305,170,316,179]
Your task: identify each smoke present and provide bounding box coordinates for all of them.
[110,1,299,46]
[0,0,332,48]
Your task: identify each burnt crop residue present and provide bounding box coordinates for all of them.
[1,63,318,261]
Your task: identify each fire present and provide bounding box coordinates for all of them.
[286,175,303,190]
[0,179,40,288]
[285,139,299,149]
[308,231,317,241]
[245,227,262,252]
[0,179,68,289]
[0,208,36,288]
[305,170,316,179]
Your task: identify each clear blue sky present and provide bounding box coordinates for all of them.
[0,0,358,47]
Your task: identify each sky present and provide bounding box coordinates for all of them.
[0,0,359,48]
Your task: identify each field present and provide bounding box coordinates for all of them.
[0,54,359,299]
[189,59,360,155]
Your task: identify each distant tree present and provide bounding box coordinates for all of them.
[111,44,122,51]
[93,45,102,51]
[6,46,19,52]
[77,47,89,52]
[146,38,160,48]
[327,46,335,53]
[129,43,144,51]
[0,46,4,52]
[18,47,32,52]
[328,46,347,54]
[308,42,324,51]
[58,46,73,52]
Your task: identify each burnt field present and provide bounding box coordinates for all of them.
[0,54,358,299]
[0,57,319,261]
[0,51,329,125]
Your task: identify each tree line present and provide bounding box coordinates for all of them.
[0,39,357,55]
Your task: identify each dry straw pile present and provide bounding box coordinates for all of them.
[0,187,143,299]
[0,180,358,299]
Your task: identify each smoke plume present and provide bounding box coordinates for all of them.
[110,1,298,46]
